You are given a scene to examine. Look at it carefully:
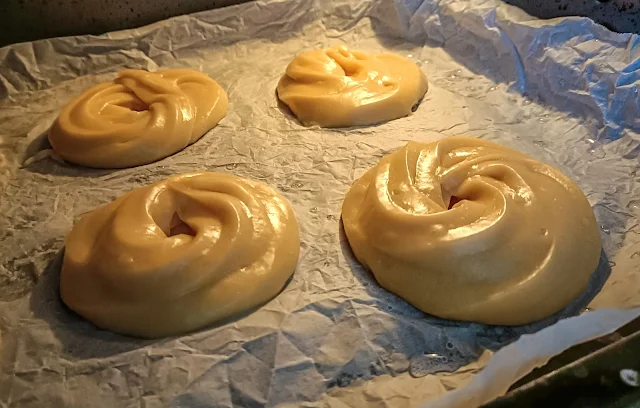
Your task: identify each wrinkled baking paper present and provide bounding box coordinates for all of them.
[0,0,639,407]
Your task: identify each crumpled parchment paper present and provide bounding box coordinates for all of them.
[0,0,639,407]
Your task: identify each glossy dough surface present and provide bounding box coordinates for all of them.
[277,46,428,127]
[342,136,601,325]
[49,69,228,168]
[60,172,300,338]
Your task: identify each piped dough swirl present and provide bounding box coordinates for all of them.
[342,137,601,325]
[277,46,428,127]
[49,69,228,168]
[60,172,300,338]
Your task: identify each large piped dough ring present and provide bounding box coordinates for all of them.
[342,137,601,326]
[277,46,428,127]
[60,172,300,338]
[49,69,228,168]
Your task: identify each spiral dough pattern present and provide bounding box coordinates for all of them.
[49,69,228,168]
[277,46,428,128]
[60,172,300,338]
[342,137,601,325]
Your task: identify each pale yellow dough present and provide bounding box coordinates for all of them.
[277,46,428,127]
[49,69,228,169]
[342,136,601,326]
[60,172,300,338]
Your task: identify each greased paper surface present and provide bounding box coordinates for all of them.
[1,0,639,407]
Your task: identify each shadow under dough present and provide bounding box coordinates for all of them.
[338,217,612,342]
[30,248,297,360]
[273,81,427,130]
[21,123,224,179]
[22,128,120,179]
[29,250,158,359]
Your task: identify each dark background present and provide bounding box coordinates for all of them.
[0,0,250,47]
[1,0,640,47]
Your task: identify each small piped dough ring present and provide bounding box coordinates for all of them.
[60,172,300,338]
[342,137,601,325]
[277,46,428,127]
[49,69,228,168]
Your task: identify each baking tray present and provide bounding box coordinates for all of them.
[484,317,640,407]
[1,0,639,407]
